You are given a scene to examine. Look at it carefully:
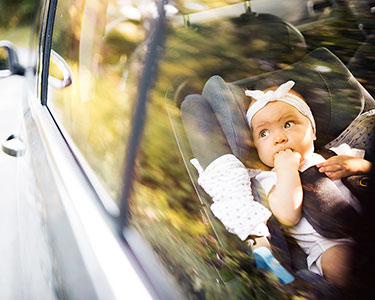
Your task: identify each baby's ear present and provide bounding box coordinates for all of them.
[313,132,317,141]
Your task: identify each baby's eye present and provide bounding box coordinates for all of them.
[284,121,295,129]
[260,130,269,138]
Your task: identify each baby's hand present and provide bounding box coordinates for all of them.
[317,155,372,180]
[273,149,301,171]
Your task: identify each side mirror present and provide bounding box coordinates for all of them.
[0,40,25,77]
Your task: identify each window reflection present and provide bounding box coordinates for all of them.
[49,0,150,202]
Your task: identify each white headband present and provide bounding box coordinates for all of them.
[245,80,316,133]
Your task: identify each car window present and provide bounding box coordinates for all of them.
[47,0,152,202]
[128,0,375,298]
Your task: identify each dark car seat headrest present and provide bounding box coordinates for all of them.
[201,47,375,167]
[231,12,307,65]
[169,12,307,109]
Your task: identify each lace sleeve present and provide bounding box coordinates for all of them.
[192,154,272,240]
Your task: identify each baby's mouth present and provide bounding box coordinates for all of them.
[276,147,293,154]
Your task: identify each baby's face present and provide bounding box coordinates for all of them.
[251,101,316,168]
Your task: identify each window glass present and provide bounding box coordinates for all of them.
[49,0,151,201]
[129,0,375,298]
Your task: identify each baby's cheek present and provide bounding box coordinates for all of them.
[261,152,274,168]
[255,141,273,167]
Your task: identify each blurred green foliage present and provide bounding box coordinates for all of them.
[0,0,34,28]
[0,0,35,47]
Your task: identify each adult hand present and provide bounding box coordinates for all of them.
[317,155,372,180]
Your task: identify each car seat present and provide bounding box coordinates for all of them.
[177,47,375,297]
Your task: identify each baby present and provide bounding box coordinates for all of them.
[245,80,372,287]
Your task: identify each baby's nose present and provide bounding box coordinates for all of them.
[274,133,288,145]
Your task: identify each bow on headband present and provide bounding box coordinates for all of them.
[245,80,316,133]
[245,80,295,102]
